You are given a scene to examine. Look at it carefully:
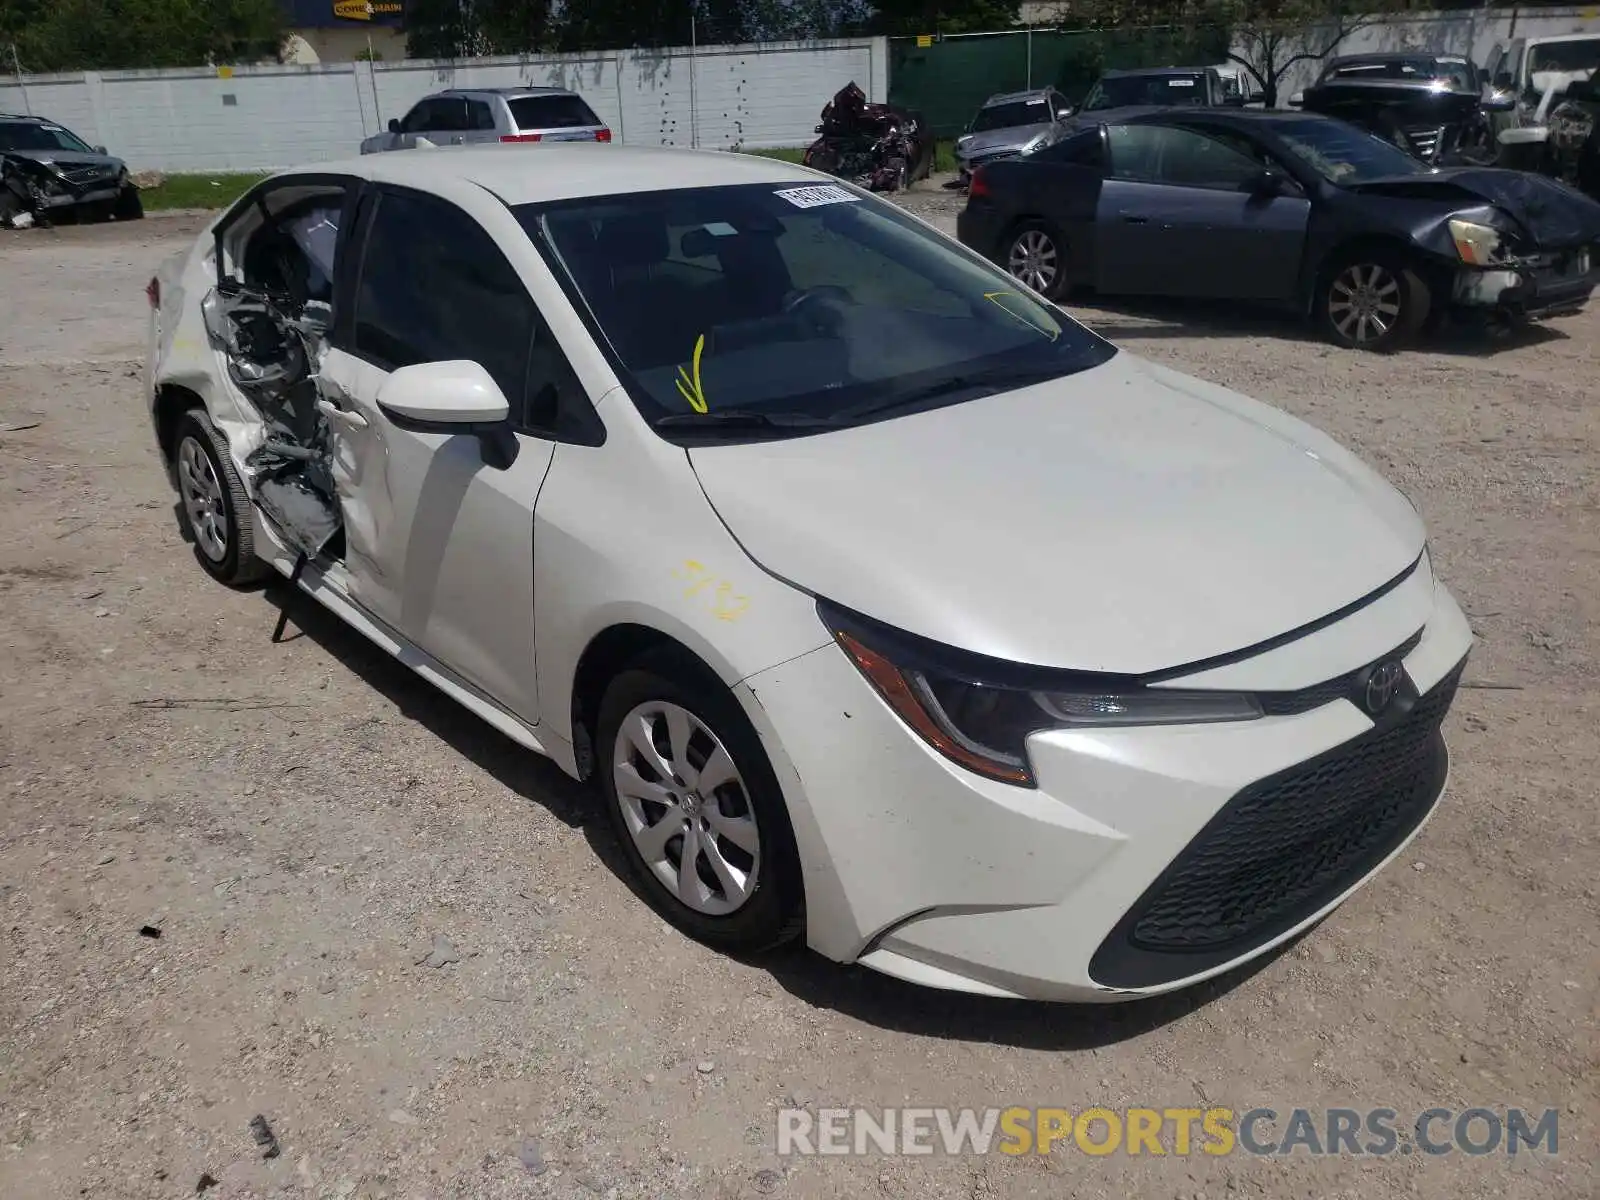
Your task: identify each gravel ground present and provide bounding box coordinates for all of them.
[0,197,1595,1200]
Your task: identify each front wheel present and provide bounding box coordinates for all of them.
[1004,220,1069,300]
[597,654,804,954]
[114,185,144,220]
[1317,255,1430,351]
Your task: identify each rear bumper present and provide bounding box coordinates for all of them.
[955,205,1006,257]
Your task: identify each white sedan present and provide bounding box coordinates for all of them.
[145,144,1473,1002]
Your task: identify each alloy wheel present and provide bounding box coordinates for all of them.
[1008,229,1058,294]
[1328,263,1403,346]
[611,700,761,917]
[177,435,228,562]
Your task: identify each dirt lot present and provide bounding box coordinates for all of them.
[1,204,1595,1200]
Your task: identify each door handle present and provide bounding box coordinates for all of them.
[317,399,368,429]
[1121,215,1150,224]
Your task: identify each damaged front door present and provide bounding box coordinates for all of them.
[315,185,558,724]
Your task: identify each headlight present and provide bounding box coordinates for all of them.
[1020,133,1049,154]
[822,602,1262,786]
[1448,218,1506,265]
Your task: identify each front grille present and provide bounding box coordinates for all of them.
[1090,658,1464,989]
[966,148,1019,169]
[60,165,112,185]
[1403,125,1446,161]
[1258,630,1422,716]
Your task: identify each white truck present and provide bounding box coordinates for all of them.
[1483,30,1600,170]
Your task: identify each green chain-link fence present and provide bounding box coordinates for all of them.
[888,25,1231,137]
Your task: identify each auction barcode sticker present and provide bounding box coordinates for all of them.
[773,185,860,209]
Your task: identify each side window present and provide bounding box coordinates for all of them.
[353,190,539,422]
[1033,129,1104,167]
[467,100,496,132]
[1108,125,1262,189]
[400,100,435,134]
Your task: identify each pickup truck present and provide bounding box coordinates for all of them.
[1482,31,1600,170]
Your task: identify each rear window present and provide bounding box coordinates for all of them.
[508,94,601,131]
[1082,74,1208,111]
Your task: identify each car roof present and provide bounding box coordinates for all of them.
[1526,31,1600,44]
[437,86,577,98]
[982,88,1057,105]
[0,113,48,122]
[1327,52,1446,65]
[301,143,819,206]
[1104,107,1331,128]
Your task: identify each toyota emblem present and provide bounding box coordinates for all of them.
[1364,660,1405,715]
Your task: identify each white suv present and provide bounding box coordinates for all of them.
[145,144,1473,1002]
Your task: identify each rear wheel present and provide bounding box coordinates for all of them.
[173,409,269,586]
[1004,220,1068,300]
[597,653,804,954]
[883,155,909,193]
[1317,254,1429,351]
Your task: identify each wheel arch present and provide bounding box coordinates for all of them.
[153,382,208,480]
[1305,233,1443,314]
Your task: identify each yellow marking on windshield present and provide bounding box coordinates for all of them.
[983,291,1061,342]
[675,333,709,413]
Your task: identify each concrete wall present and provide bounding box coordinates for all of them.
[0,38,889,172]
[1248,5,1600,103]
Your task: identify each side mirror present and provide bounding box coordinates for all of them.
[814,124,824,133]
[1249,167,1290,196]
[376,360,518,469]
[1482,88,1517,112]
[1287,91,1305,108]
[388,118,401,133]
[92,144,108,155]
[1493,72,1513,90]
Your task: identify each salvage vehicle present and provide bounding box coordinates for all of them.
[959,109,1600,350]
[148,142,1474,1002]
[1548,71,1600,200]
[1291,53,1502,165]
[1077,66,1237,115]
[360,87,611,154]
[0,113,141,222]
[802,82,933,192]
[1484,32,1600,171]
[954,88,1074,186]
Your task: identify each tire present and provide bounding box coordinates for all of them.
[1004,219,1069,300]
[597,651,805,954]
[1316,252,1430,352]
[114,185,144,221]
[884,155,910,193]
[173,409,269,586]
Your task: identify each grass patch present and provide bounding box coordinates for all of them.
[742,140,959,174]
[139,172,269,212]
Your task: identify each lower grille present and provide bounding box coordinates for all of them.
[1090,658,1464,989]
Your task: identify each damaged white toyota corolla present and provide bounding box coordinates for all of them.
[146,145,1473,1001]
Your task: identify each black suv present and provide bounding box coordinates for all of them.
[0,114,141,222]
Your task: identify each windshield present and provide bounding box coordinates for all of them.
[516,183,1113,437]
[972,99,1051,132]
[1273,116,1428,183]
[0,122,94,153]
[1082,74,1207,111]
[1528,38,1600,91]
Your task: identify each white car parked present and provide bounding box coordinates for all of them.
[145,144,1473,1002]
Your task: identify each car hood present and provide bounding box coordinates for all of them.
[1345,166,1600,246]
[688,353,1426,674]
[3,148,123,173]
[958,123,1055,158]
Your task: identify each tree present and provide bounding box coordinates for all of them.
[1,0,286,71]
[866,1,1022,37]
[1205,0,1400,108]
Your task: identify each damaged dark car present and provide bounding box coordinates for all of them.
[1291,53,1501,165]
[802,82,934,193]
[0,113,142,227]
[957,109,1600,350]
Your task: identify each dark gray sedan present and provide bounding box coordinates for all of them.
[0,113,141,220]
[957,108,1600,349]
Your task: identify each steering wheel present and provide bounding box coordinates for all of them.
[781,284,853,334]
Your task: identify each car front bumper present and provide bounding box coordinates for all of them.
[1453,247,1596,318]
[738,567,1473,1002]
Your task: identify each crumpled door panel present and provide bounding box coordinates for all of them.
[200,282,343,557]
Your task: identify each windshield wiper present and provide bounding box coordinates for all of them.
[835,364,1066,422]
[652,409,847,430]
